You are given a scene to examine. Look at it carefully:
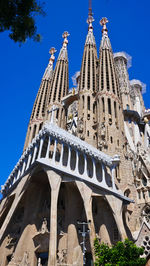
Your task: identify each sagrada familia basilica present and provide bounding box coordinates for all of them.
[0,2,150,265]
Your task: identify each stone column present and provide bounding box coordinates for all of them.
[76,181,96,260]
[105,194,127,240]
[45,169,61,266]
[0,173,30,241]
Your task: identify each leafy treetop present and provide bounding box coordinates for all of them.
[0,0,45,43]
[94,238,146,266]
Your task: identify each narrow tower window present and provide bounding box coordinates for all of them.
[114,101,117,118]
[82,51,87,89]
[53,64,61,102]
[101,52,104,90]
[108,98,111,115]
[32,124,37,139]
[88,96,90,110]
[56,109,59,120]
[82,96,84,109]
[42,82,48,117]
[105,50,109,90]
[109,53,115,94]
[58,61,64,101]
[88,50,90,89]
[102,97,105,112]
[39,123,43,131]
[63,66,67,97]
[92,51,95,91]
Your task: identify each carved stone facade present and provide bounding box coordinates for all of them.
[0,7,150,266]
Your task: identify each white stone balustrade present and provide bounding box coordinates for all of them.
[1,122,132,203]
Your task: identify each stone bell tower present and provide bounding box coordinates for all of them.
[77,3,98,146]
[96,18,125,156]
[46,32,69,129]
[24,47,56,150]
[114,52,132,110]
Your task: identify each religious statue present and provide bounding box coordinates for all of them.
[40,218,49,234]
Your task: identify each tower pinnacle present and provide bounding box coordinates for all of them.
[87,0,94,31]
[62,31,70,48]
[88,0,92,17]
[99,17,111,50]
[42,47,56,81]
[100,17,109,34]
[49,47,57,62]
[58,31,69,61]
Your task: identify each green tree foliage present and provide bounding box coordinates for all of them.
[94,238,146,266]
[0,0,45,43]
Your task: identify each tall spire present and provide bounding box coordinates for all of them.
[58,31,69,61]
[97,17,124,154]
[77,0,97,146]
[46,32,69,128]
[23,47,56,150]
[100,17,112,51]
[85,0,96,44]
[42,47,57,80]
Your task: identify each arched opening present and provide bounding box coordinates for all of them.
[92,196,121,245]
[78,153,85,175]
[105,167,112,187]
[96,162,102,182]
[62,145,69,167]
[57,182,87,265]
[41,136,49,158]
[55,141,62,163]
[87,156,93,178]
[49,139,55,159]
[70,149,76,170]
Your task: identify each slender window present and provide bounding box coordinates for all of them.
[105,50,109,90]
[56,109,59,120]
[82,51,87,89]
[108,98,111,115]
[114,101,117,118]
[82,96,84,109]
[101,52,104,90]
[92,51,95,91]
[58,62,64,101]
[102,97,105,112]
[53,64,61,102]
[88,96,90,110]
[88,49,90,89]
[32,124,37,139]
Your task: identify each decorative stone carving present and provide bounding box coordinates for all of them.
[2,120,119,195]
[77,117,84,133]
[40,218,49,234]
[142,205,150,224]
[32,218,50,253]
[20,251,30,266]
[6,234,17,248]
[57,248,67,264]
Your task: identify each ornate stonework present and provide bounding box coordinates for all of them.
[0,5,150,266]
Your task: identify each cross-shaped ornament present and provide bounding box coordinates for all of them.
[48,105,59,124]
[100,17,109,33]
[62,31,70,48]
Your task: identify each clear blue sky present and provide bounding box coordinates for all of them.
[0,0,150,191]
